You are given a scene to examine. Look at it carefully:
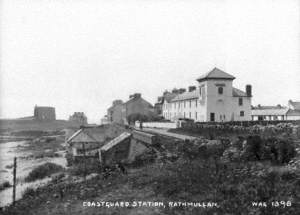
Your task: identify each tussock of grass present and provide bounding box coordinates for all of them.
[25,162,64,182]
[69,159,101,176]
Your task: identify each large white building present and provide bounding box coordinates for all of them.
[162,68,252,122]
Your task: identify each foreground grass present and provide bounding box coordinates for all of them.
[2,158,299,215]
[25,163,64,182]
[2,130,299,214]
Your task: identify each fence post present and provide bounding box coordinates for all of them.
[12,157,17,205]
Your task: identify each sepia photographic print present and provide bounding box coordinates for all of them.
[0,0,300,214]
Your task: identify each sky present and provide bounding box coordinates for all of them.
[0,0,299,124]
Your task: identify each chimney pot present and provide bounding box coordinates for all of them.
[188,86,196,92]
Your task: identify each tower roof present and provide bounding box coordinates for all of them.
[197,67,235,82]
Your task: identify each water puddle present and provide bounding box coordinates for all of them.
[0,140,67,207]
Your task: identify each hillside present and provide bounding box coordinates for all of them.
[2,127,300,215]
[0,119,81,132]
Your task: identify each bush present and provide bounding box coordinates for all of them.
[25,163,64,182]
[151,158,299,214]
[243,135,263,161]
[242,136,296,164]
[22,187,36,198]
[131,149,157,167]
[69,159,101,176]
[127,113,149,124]
[0,181,11,191]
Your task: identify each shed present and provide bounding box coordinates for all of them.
[66,125,126,160]
[99,132,132,165]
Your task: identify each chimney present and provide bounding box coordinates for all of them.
[246,85,252,97]
[113,100,123,106]
[172,88,179,94]
[188,86,196,92]
[277,104,282,108]
[134,93,141,98]
[178,88,186,94]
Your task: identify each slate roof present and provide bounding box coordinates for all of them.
[232,88,248,97]
[197,67,235,82]
[163,92,178,103]
[251,107,289,116]
[168,87,248,102]
[66,126,108,143]
[124,96,153,108]
[171,90,199,102]
[35,106,55,109]
[287,109,300,116]
[101,132,131,152]
[289,100,300,110]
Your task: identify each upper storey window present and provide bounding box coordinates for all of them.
[218,87,223,95]
[239,98,243,106]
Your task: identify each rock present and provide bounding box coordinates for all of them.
[64,202,71,208]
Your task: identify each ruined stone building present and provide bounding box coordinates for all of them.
[34,105,56,121]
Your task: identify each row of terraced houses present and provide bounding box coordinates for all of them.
[104,67,300,124]
[158,67,252,122]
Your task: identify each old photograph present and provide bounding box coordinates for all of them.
[0,0,299,214]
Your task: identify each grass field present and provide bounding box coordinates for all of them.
[0,119,80,132]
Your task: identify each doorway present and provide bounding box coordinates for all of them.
[210,113,215,122]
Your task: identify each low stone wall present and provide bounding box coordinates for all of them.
[135,121,178,129]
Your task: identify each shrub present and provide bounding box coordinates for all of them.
[0,181,11,191]
[131,149,157,167]
[127,113,149,124]
[69,159,101,176]
[25,163,64,182]
[243,135,263,161]
[22,187,35,198]
[151,158,299,214]
[241,136,296,164]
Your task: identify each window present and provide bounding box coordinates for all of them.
[218,87,223,95]
[189,112,191,118]
[239,98,243,106]
[189,100,191,108]
[195,99,197,107]
[184,101,186,108]
[240,111,244,117]
[195,112,197,119]
[184,112,186,118]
